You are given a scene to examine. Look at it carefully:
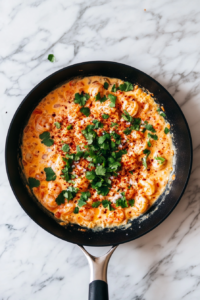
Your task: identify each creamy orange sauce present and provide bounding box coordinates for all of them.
[21,76,174,229]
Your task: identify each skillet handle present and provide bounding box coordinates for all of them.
[89,280,108,300]
[78,245,118,300]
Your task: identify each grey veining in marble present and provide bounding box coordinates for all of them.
[1,0,200,299]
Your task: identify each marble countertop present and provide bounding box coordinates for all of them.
[1,0,200,299]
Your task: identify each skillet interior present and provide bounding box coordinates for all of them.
[5,61,193,246]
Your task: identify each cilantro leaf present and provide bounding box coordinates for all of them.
[108,94,117,107]
[164,127,170,134]
[67,124,73,130]
[129,199,135,207]
[92,119,103,129]
[102,200,114,210]
[104,82,109,90]
[157,107,166,118]
[116,194,128,208]
[148,133,158,140]
[155,156,166,164]
[102,114,109,119]
[86,170,96,180]
[95,165,106,176]
[74,93,90,106]
[78,191,91,207]
[44,167,56,181]
[28,177,40,188]
[147,140,152,147]
[96,185,110,196]
[62,144,70,152]
[54,122,61,129]
[123,128,132,135]
[92,201,101,208]
[80,107,90,117]
[74,207,79,214]
[144,121,156,133]
[142,156,147,169]
[111,122,118,127]
[95,92,107,103]
[119,81,133,92]
[63,186,79,201]
[55,191,65,205]
[48,54,55,62]
[39,132,54,147]
[111,84,118,92]
[122,110,133,123]
[132,118,141,131]
[143,149,151,157]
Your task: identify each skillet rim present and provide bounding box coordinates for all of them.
[5,61,193,246]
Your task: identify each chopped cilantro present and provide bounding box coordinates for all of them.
[44,167,56,181]
[86,170,96,180]
[55,191,65,205]
[111,122,118,127]
[54,122,61,129]
[142,156,147,169]
[143,121,156,133]
[104,82,109,90]
[157,107,166,118]
[102,114,109,119]
[74,207,79,214]
[95,165,106,176]
[102,200,114,210]
[39,131,54,147]
[108,94,117,107]
[78,191,91,207]
[147,140,152,147]
[48,54,55,62]
[111,84,118,92]
[63,186,79,201]
[148,133,158,140]
[95,92,107,103]
[80,107,90,117]
[129,199,135,207]
[116,193,128,208]
[122,110,133,123]
[67,124,73,130]
[92,201,101,208]
[128,185,131,189]
[123,128,132,135]
[129,171,134,175]
[143,149,151,157]
[92,119,103,129]
[131,118,141,131]
[74,93,90,106]
[28,177,40,188]
[155,156,166,164]
[118,81,133,92]
[164,127,170,134]
[62,144,70,152]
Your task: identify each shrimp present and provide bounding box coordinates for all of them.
[25,152,33,163]
[139,179,155,196]
[88,82,104,98]
[43,194,57,209]
[125,194,149,219]
[35,115,52,133]
[121,151,138,170]
[80,207,95,222]
[152,156,167,170]
[118,94,139,116]
[75,177,90,191]
[35,172,46,181]
[47,182,62,198]
[107,208,125,225]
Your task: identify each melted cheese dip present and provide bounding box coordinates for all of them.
[21,76,174,229]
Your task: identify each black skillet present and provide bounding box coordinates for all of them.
[5,61,193,300]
